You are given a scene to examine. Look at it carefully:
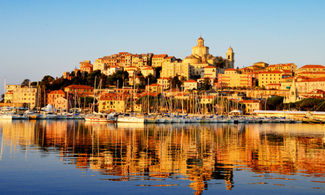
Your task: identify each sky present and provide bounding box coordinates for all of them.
[0,0,325,94]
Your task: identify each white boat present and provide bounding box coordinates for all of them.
[117,115,145,123]
[85,113,116,123]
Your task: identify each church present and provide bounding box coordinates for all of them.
[161,37,235,80]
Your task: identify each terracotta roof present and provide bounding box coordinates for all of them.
[153,54,168,58]
[268,63,295,67]
[298,71,325,74]
[65,85,93,89]
[225,68,237,71]
[184,80,197,83]
[204,65,216,68]
[300,65,325,69]
[300,77,325,82]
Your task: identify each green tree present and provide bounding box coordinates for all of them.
[108,70,129,88]
[266,96,284,110]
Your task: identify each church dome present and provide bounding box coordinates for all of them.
[184,55,200,64]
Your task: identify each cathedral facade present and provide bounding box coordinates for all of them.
[161,37,235,80]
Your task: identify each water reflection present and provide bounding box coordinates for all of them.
[0,121,325,194]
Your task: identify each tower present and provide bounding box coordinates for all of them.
[197,36,204,47]
[226,47,234,68]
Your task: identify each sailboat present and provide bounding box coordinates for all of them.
[84,77,116,123]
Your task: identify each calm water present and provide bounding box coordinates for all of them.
[0,121,324,194]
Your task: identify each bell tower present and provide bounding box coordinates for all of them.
[226,47,234,68]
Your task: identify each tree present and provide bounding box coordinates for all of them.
[21,79,30,87]
[199,78,212,91]
[0,94,4,103]
[170,76,182,89]
[266,96,284,110]
[108,70,129,88]
[145,74,157,85]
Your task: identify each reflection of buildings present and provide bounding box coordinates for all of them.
[1,122,325,194]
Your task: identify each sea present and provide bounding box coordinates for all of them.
[0,121,324,194]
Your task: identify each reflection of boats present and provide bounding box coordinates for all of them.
[0,114,13,120]
[85,113,116,123]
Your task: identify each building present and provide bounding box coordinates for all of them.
[4,85,38,108]
[47,90,66,106]
[239,100,262,114]
[145,84,163,93]
[161,37,234,79]
[140,66,155,77]
[184,80,198,91]
[157,77,171,90]
[218,69,253,88]
[204,66,217,78]
[152,54,168,68]
[54,97,69,111]
[103,65,121,76]
[93,58,107,72]
[266,63,297,72]
[281,77,325,94]
[161,62,190,79]
[64,85,94,97]
[258,70,292,88]
[79,60,93,73]
[296,65,325,79]
[98,93,126,113]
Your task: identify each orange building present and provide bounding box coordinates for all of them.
[79,60,93,73]
[64,85,94,97]
[152,54,168,67]
[218,68,253,88]
[47,90,66,105]
[296,65,325,79]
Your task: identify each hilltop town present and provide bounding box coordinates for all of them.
[2,37,325,114]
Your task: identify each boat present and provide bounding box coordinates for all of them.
[85,113,116,123]
[117,114,145,123]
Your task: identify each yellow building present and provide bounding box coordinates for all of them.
[145,84,163,93]
[4,85,38,108]
[157,77,171,90]
[93,58,107,71]
[98,93,126,113]
[140,66,155,77]
[152,54,168,68]
[203,66,217,78]
[266,63,297,72]
[54,97,69,111]
[258,70,292,88]
[184,80,197,91]
[161,62,190,79]
[239,100,262,114]
[217,69,253,88]
[296,65,325,79]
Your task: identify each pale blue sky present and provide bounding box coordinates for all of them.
[0,0,325,93]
